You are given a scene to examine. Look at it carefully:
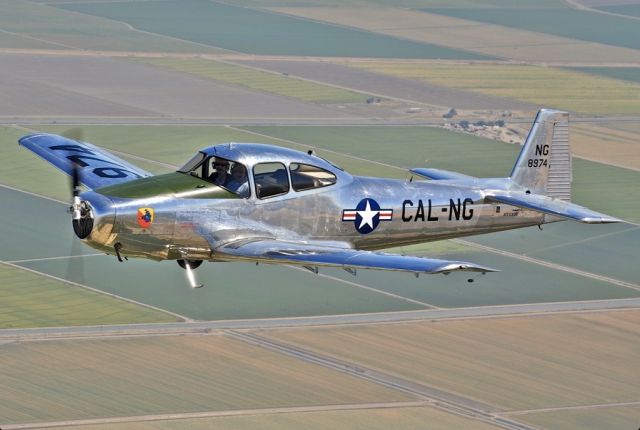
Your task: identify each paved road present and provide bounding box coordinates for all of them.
[2,298,639,341]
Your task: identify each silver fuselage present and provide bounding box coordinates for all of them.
[84,174,544,261]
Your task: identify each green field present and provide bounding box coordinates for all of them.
[1,0,220,52]
[135,58,367,104]
[55,0,491,59]
[0,335,410,424]
[566,67,640,84]
[350,62,640,115]
[0,264,176,328]
[421,6,640,51]
[42,407,503,430]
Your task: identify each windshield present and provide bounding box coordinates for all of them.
[177,152,206,173]
[179,154,250,198]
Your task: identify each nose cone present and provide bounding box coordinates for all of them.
[77,191,117,250]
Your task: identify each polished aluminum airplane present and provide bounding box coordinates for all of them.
[20,109,621,288]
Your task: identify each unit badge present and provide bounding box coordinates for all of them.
[137,207,154,229]
[342,198,392,234]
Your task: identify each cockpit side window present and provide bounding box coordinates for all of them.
[179,154,250,198]
[290,163,337,192]
[253,162,289,199]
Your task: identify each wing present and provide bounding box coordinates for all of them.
[410,168,475,181]
[216,239,497,274]
[486,191,622,224]
[19,133,152,190]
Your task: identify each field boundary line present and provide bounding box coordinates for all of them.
[521,225,640,254]
[0,401,429,429]
[457,239,640,292]
[0,28,81,50]
[502,399,640,416]
[287,265,440,309]
[7,254,104,264]
[0,183,67,205]
[0,260,191,322]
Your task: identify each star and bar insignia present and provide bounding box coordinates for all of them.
[342,198,392,234]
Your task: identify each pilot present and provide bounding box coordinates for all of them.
[209,158,229,186]
[226,164,250,197]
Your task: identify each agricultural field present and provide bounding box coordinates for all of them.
[134,57,368,104]
[266,310,640,411]
[566,67,640,84]
[572,123,640,170]
[0,335,410,424]
[518,404,640,430]
[420,5,640,51]
[0,264,176,328]
[270,6,640,63]
[54,0,491,59]
[34,406,503,430]
[347,62,640,115]
[0,54,348,120]
[1,0,220,53]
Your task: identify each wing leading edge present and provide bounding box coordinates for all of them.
[19,133,152,190]
[217,239,498,274]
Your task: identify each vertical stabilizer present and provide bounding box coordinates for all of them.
[510,109,571,201]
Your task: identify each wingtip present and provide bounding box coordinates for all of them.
[580,216,624,224]
[437,263,500,274]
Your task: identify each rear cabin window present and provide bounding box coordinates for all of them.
[253,162,289,199]
[290,163,337,191]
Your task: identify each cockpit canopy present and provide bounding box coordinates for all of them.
[177,143,350,199]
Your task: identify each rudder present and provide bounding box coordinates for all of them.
[510,109,571,201]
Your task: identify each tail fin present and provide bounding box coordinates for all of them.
[510,109,571,201]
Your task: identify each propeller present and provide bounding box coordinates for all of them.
[61,129,91,284]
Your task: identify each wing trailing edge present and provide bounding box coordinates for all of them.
[217,239,498,274]
[486,191,622,224]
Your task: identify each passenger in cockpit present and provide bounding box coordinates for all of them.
[227,164,250,198]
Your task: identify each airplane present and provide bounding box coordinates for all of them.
[19,109,621,288]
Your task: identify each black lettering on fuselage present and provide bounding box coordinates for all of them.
[535,144,550,156]
[415,200,425,222]
[449,199,461,221]
[402,200,413,222]
[427,199,438,221]
[462,198,474,220]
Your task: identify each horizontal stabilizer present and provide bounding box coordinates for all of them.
[217,239,498,274]
[410,168,475,181]
[19,134,152,190]
[486,191,622,224]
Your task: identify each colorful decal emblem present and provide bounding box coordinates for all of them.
[137,207,154,229]
[342,198,393,234]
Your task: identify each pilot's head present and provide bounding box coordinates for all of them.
[214,158,229,173]
[231,164,246,180]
